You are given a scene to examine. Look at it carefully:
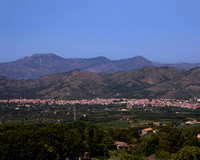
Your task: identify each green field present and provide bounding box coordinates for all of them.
[1,102,200,127]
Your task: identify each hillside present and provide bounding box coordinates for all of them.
[0,53,199,79]
[1,66,200,99]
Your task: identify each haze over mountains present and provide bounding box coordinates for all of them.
[1,66,200,100]
[0,53,200,80]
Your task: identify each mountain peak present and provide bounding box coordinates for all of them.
[31,53,62,58]
[132,56,149,61]
[21,53,65,61]
[32,53,54,56]
[90,56,111,61]
[134,55,145,58]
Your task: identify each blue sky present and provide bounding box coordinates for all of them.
[0,0,200,63]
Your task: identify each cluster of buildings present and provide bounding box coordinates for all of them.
[126,98,200,109]
[0,97,200,109]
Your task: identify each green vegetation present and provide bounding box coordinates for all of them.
[1,102,200,126]
[1,103,200,159]
[0,122,113,159]
[1,122,200,159]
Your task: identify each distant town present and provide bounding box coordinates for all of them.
[1,97,200,109]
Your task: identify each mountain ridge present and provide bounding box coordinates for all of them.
[0,53,200,79]
[1,66,200,100]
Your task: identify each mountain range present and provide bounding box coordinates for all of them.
[0,53,200,79]
[1,66,200,100]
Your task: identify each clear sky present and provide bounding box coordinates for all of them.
[0,0,200,63]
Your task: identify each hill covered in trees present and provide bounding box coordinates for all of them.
[1,66,200,99]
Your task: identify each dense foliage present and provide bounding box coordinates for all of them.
[1,122,200,159]
[0,122,113,160]
[108,125,200,160]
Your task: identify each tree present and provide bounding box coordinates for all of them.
[172,146,200,160]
